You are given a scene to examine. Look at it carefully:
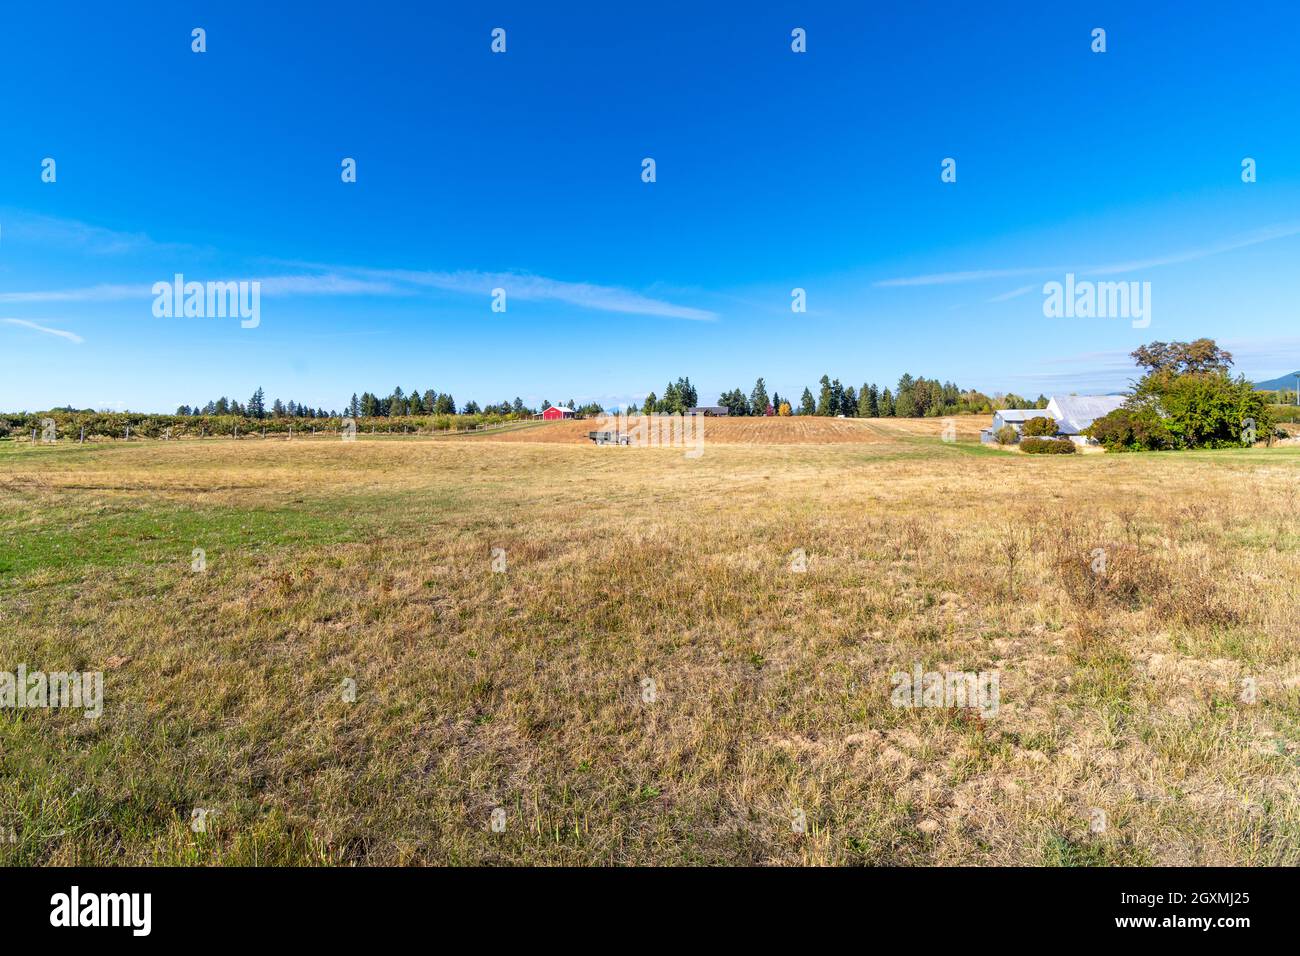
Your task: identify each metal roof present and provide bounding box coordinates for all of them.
[992,408,1048,423]
[1046,395,1126,434]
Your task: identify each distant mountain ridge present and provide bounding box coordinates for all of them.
[1253,371,1300,391]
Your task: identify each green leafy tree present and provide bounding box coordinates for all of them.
[1087,339,1274,450]
[1022,416,1057,437]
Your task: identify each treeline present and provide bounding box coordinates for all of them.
[177,387,604,420]
[647,374,1047,417]
[0,410,516,441]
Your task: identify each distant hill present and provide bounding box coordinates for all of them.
[1254,372,1300,391]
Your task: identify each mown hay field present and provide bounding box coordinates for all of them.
[1,419,1298,865]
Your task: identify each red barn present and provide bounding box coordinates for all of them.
[542,406,575,420]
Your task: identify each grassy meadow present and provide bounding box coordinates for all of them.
[2,418,1299,865]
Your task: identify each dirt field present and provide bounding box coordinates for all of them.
[2,425,1298,866]
[492,414,990,444]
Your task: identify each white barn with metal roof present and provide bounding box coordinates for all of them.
[982,395,1128,445]
[1045,395,1127,442]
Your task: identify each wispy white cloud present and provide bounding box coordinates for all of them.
[0,267,711,319]
[985,284,1037,303]
[2,317,84,344]
[877,221,1300,289]
[0,211,191,255]
[877,267,1042,288]
[252,274,399,296]
[329,266,718,320]
[0,274,397,304]
[0,283,148,304]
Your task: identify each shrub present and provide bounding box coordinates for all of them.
[994,424,1019,445]
[1021,436,1076,454]
[1084,405,1171,451]
[1022,415,1057,437]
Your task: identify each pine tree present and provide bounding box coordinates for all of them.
[857,383,872,417]
[677,377,698,409]
[816,375,834,416]
[750,377,770,416]
[799,387,816,415]
[880,387,894,416]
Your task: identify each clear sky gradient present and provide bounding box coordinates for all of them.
[2,2,1299,412]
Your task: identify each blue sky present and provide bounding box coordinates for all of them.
[2,1,1299,412]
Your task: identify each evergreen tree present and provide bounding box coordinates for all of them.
[799,387,816,415]
[841,385,857,417]
[880,387,894,416]
[677,377,698,409]
[750,377,770,417]
[816,375,834,416]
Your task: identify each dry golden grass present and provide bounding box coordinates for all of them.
[493,414,988,444]
[1,421,1298,865]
